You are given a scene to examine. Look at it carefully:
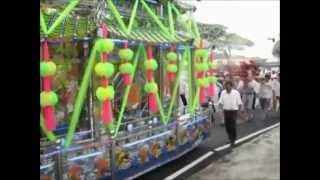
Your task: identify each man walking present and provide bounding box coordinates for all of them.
[259,74,273,119]
[219,81,243,147]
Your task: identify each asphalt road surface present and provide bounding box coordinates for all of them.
[137,109,280,180]
[187,127,280,180]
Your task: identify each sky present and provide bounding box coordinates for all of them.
[182,0,280,61]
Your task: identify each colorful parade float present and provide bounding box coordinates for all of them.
[40,0,219,179]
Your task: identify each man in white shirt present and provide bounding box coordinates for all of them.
[219,81,243,147]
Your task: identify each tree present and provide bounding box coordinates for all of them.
[197,23,254,59]
[272,40,280,58]
[197,23,227,41]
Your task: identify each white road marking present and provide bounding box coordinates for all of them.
[214,144,231,151]
[164,123,280,180]
[164,151,214,180]
[214,122,280,152]
[235,123,280,144]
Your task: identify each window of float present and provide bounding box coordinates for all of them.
[40,37,93,141]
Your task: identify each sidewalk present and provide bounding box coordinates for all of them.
[187,127,280,180]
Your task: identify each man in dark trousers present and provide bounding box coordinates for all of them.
[219,81,243,147]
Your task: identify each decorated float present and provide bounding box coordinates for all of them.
[40,0,219,179]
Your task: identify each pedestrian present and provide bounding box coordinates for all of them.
[249,77,260,110]
[218,81,243,147]
[217,76,226,126]
[259,74,273,119]
[237,78,255,121]
[272,73,280,111]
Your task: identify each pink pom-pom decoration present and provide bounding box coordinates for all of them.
[168,72,175,81]
[123,74,132,85]
[43,106,56,131]
[208,84,215,97]
[102,100,113,124]
[148,93,158,113]
[43,40,49,61]
[199,87,207,104]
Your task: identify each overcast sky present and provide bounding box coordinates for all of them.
[182,0,280,60]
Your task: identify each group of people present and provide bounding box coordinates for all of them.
[211,71,280,147]
[178,69,280,148]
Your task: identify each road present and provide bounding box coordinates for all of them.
[137,109,280,180]
[187,127,280,180]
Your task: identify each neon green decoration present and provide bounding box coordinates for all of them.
[190,87,200,114]
[165,48,188,123]
[96,39,114,53]
[171,3,181,17]
[119,63,134,74]
[144,59,158,70]
[112,44,143,138]
[187,47,193,113]
[40,113,56,142]
[40,11,48,34]
[119,49,134,60]
[166,64,178,73]
[46,0,80,35]
[197,78,210,88]
[167,1,175,36]
[40,61,57,77]
[191,18,201,40]
[127,0,139,33]
[166,52,177,61]
[64,44,97,148]
[155,92,167,124]
[195,63,209,72]
[144,82,158,93]
[195,49,209,59]
[140,0,170,37]
[40,62,48,76]
[208,62,218,69]
[208,76,218,84]
[96,86,115,101]
[40,91,59,107]
[39,0,204,145]
[94,62,115,78]
[106,0,129,34]
[107,123,115,133]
